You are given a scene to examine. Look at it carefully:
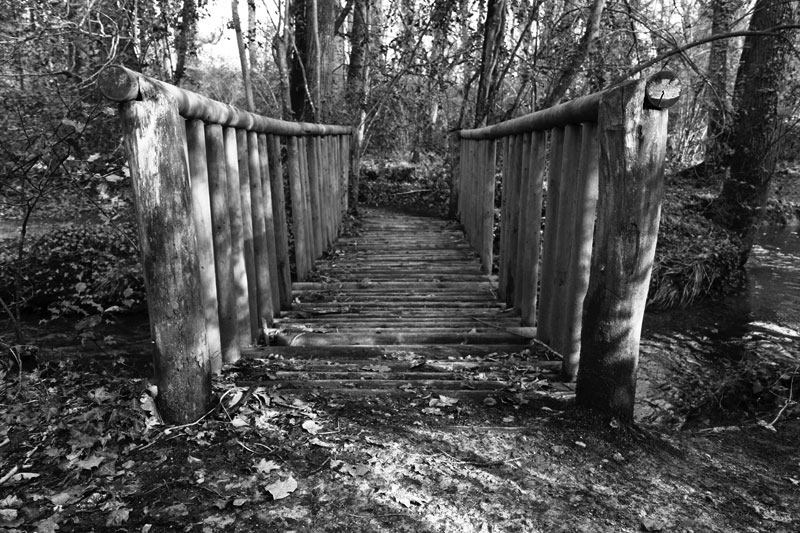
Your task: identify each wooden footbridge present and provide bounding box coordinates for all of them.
[100,66,680,423]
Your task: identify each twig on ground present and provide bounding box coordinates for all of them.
[766,364,798,428]
[0,466,20,486]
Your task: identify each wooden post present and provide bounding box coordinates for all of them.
[223,127,252,346]
[257,134,281,313]
[118,80,210,424]
[299,138,315,266]
[537,127,565,345]
[246,130,275,327]
[287,136,310,280]
[518,131,546,327]
[205,124,239,366]
[498,138,511,300]
[503,134,524,306]
[235,129,260,340]
[185,120,223,372]
[268,134,293,309]
[560,123,599,381]
[575,78,673,421]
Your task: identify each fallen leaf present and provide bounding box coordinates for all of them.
[339,463,371,477]
[254,458,280,475]
[429,395,459,407]
[265,475,298,500]
[232,498,248,507]
[35,515,60,533]
[302,420,323,435]
[76,455,104,470]
[310,437,334,448]
[421,407,443,416]
[0,495,21,509]
[483,397,497,406]
[106,507,130,526]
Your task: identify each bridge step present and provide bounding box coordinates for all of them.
[257,207,564,399]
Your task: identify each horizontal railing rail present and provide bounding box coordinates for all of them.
[456,73,680,415]
[99,66,351,422]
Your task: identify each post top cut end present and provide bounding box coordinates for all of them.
[98,65,140,102]
[645,71,681,110]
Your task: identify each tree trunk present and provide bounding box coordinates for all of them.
[541,0,606,109]
[347,0,370,213]
[173,0,197,85]
[272,0,294,121]
[711,0,797,261]
[474,0,507,127]
[703,0,736,177]
[290,0,317,121]
[232,0,255,110]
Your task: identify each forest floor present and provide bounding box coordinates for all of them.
[1,316,799,533]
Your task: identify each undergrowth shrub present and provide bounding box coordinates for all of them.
[359,154,451,217]
[0,222,145,318]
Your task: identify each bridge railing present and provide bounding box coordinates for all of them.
[100,66,350,421]
[457,74,680,383]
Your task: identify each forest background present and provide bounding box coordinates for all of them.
[0,0,799,338]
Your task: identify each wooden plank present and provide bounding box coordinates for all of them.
[246,130,275,327]
[560,123,599,380]
[205,124,240,366]
[267,134,292,309]
[118,81,210,423]
[257,134,282,313]
[185,119,223,372]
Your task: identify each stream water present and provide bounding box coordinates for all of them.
[637,225,800,423]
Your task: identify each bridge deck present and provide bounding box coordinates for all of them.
[243,208,569,400]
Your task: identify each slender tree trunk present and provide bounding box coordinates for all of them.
[232,0,255,110]
[704,0,736,177]
[173,0,197,85]
[347,0,370,213]
[248,0,258,74]
[541,0,606,108]
[474,0,507,127]
[711,0,797,262]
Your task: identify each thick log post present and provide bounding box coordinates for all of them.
[513,133,533,311]
[117,79,210,424]
[185,120,223,371]
[246,131,275,327]
[205,124,239,366]
[498,138,512,300]
[268,135,293,309]
[575,78,673,421]
[307,137,323,258]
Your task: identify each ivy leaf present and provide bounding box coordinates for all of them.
[302,420,323,435]
[254,458,280,475]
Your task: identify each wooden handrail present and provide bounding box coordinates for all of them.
[455,72,681,420]
[99,65,352,136]
[458,71,680,139]
[101,67,352,423]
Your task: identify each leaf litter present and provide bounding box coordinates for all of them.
[0,348,799,532]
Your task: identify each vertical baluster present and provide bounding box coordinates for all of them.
[185,120,223,371]
[235,129,259,340]
[246,130,275,329]
[268,134,292,309]
[560,123,600,380]
[223,127,252,345]
[257,134,281,313]
[537,127,565,346]
[205,124,239,365]
[518,131,547,327]
[287,136,310,280]
[498,137,512,300]
[513,133,533,311]
[504,134,524,307]
[480,140,496,275]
